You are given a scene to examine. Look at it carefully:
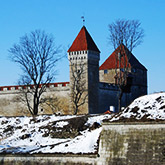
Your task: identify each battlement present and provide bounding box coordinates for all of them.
[0,82,70,93]
[99,82,118,91]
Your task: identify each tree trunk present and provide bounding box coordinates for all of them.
[74,106,78,115]
[118,88,123,112]
[33,94,39,116]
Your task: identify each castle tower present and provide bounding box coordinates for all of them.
[99,44,147,110]
[68,26,100,114]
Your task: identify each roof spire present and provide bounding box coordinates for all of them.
[67,26,100,53]
[81,16,85,26]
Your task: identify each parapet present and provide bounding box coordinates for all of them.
[0,82,70,94]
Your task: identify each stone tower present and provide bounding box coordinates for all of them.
[68,26,100,114]
[99,44,147,111]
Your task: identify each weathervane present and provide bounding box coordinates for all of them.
[81,16,85,26]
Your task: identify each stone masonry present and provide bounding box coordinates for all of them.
[98,122,165,165]
[0,122,165,164]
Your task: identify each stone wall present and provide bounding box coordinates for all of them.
[0,82,70,116]
[99,69,116,84]
[99,67,148,113]
[0,154,97,165]
[99,83,119,113]
[88,56,100,114]
[68,56,89,115]
[1,122,165,164]
[98,122,165,165]
[68,50,100,114]
[99,68,147,88]
[0,80,147,116]
[98,82,147,113]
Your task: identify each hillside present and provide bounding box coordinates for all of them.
[109,92,165,122]
[0,92,165,154]
[0,114,112,154]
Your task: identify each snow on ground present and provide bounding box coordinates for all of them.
[0,114,112,154]
[110,92,165,122]
[1,93,164,154]
[32,128,102,154]
[55,121,69,128]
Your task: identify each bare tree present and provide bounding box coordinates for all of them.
[108,19,144,112]
[108,19,144,52]
[9,30,60,116]
[40,94,69,115]
[70,60,88,115]
[40,96,60,114]
[114,45,131,112]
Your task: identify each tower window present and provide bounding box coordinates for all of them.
[104,70,108,74]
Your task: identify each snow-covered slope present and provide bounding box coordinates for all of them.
[0,114,112,154]
[110,92,165,122]
[1,93,164,154]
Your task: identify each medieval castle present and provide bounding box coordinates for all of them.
[0,26,147,116]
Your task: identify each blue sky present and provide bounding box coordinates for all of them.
[0,0,165,93]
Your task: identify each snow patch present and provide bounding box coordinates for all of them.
[0,114,112,154]
[110,93,165,122]
[55,121,69,128]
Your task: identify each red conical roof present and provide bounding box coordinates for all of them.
[68,26,100,53]
[99,44,147,70]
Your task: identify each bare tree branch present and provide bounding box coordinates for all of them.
[69,59,88,115]
[9,30,61,116]
[108,19,144,112]
[108,19,144,52]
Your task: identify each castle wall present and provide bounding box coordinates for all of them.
[99,122,165,165]
[0,80,148,116]
[99,69,116,84]
[99,68,147,88]
[98,83,119,113]
[88,51,100,114]
[98,67,147,112]
[124,82,146,105]
[1,122,165,165]
[98,82,147,113]
[0,83,70,116]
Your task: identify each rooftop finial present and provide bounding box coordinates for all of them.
[81,16,85,26]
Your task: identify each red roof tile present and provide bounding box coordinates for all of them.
[68,26,100,53]
[99,44,147,71]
